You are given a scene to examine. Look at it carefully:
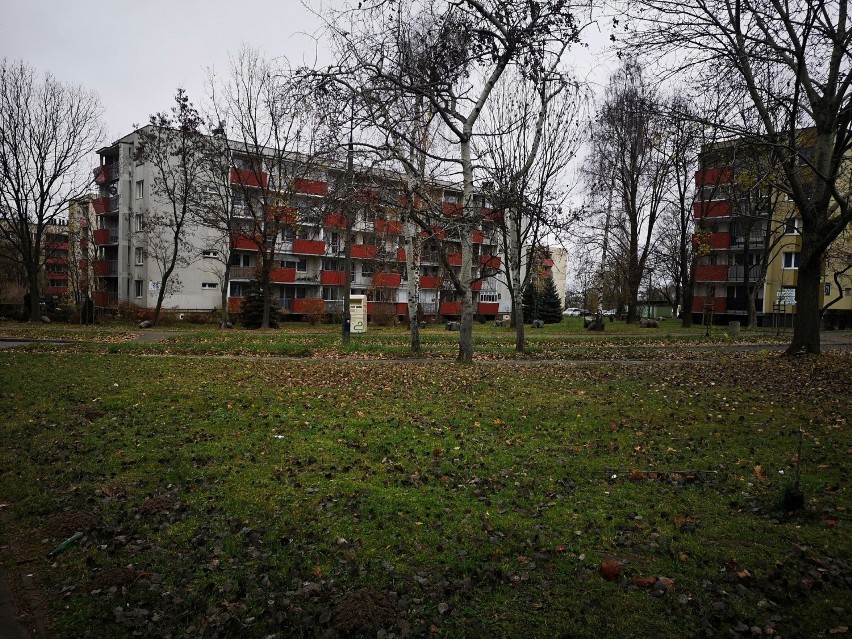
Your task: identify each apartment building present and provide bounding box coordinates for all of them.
[692,136,852,327]
[90,127,510,320]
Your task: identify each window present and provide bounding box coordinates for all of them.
[479,292,498,302]
[134,214,143,232]
[202,282,218,290]
[323,286,340,301]
[782,252,800,269]
[281,228,294,243]
[229,281,244,297]
[361,263,373,278]
[202,250,219,259]
[445,193,460,204]
[135,180,144,199]
[296,258,307,273]
[230,253,251,267]
[784,217,801,235]
[135,247,144,265]
[134,280,144,298]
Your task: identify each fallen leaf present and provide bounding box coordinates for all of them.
[632,576,656,588]
[600,559,621,582]
[754,465,767,480]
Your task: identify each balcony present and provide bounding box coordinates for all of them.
[725,296,764,313]
[730,232,767,248]
[321,270,346,286]
[324,300,345,314]
[270,267,297,283]
[470,280,483,291]
[477,302,499,315]
[93,164,116,184]
[479,255,501,269]
[472,231,485,244]
[443,202,463,216]
[695,264,729,281]
[93,228,118,246]
[447,253,463,266]
[423,226,446,239]
[351,244,378,259]
[375,218,402,235]
[230,168,269,188]
[294,178,328,196]
[78,259,88,270]
[324,213,349,229]
[692,232,731,250]
[691,296,727,314]
[45,285,68,296]
[230,266,256,280]
[356,188,379,204]
[396,247,407,261]
[373,273,401,288]
[93,197,111,214]
[92,260,113,276]
[92,290,118,307]
[695,167,734,187]
[439,301,461,316]
[265,205,297,225]
[291,298,325,314]
[420,275,442,289]
[727,265,766,282]
[483,207,502,221]
[694,201,732,219]
[231,233,261,251]
[292,238,326,255]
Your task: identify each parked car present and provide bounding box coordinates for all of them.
[562,307,583,316]
[602,309,617,317]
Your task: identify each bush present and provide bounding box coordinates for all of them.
[240,280,278,329]
[371,302,397,326]
[522,276,563,324]
[116,301,155,323]
[301,298,326,326]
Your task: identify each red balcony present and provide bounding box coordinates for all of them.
[79,240,88,250]
[695,167,733,187]
[395,302,409,316]
[92,260,110,276]
[420,275,442,289]
[93,197,111,214]
[292,239,326,255]
[694,200,732,219]
[356,188,379,204]
[443,202,463,216]
[93,166,110,184]
[45,286,68,296]
[692,296,727,314]
[228,297,243,313]
[396,247,407,262]
[45,257,68,265]
[92,290,110,306]
[324,213,349,229]
[483,207,502,221]
[477,302,499,315]
[48,272,68,280]
[266,205,297,225]
[231,233,261,251]
[695,264,729,281]
[692,232,731,250]
[351,244,378,259]
[479,255,501,269]
[375,218,402,235]
[373,273,401,288]
[93,228,111,245]
[230,168,269,188]
[270,267,297,283]
[294,178,328,196]
[78,259,88,270]
[472,231,485,244]
[447,253,463,266]
[470,280,483,291]
[291,298,325,314]
[439,301,461,315]
[321,270,346,286]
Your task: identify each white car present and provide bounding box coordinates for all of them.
[562,307,583,316]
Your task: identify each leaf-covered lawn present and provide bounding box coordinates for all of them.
[1,352,848,638]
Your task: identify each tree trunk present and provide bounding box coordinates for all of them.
[405,221,420,354]
[785,255,822,354]
[513,299,525,350]
[506,211,525,351]
[261,261,271,329]
[459,282,474,362]
[28,269,40,321]
[220,262,231,329]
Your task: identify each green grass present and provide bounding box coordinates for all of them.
[0,349,848,638]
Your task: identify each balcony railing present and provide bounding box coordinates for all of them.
[324,300,344,314]
[727,265,766,282]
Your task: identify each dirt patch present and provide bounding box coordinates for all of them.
[42,510,99,538]
[137,495,177,516]
[86,567,138,593]
[331,587,398,635]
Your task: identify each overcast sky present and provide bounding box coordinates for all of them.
[0,0,614,143]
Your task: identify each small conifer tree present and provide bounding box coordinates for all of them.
[240,280,278,328]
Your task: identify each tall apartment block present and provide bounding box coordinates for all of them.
[692,135,852,327]
[89,127,529,320]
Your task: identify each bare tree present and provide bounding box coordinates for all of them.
[133,89,208,326]
[325,0,582,361]
[479,68,586,351]
[624,0,852,353]
[0,59,103,321]
[210,47,332,329]
[585,61,671,324]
